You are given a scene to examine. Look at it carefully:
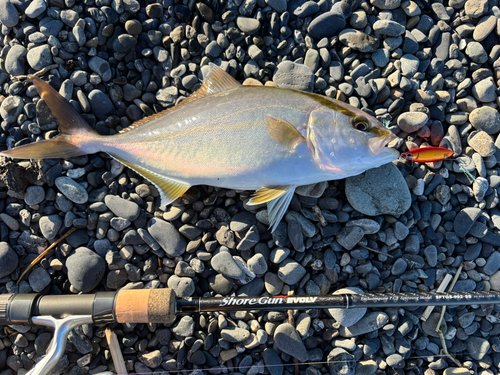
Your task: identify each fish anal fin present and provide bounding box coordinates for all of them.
[247,185,291,205]
[108,154,190,207]
[265,115,305,150]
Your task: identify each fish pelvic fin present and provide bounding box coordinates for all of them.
[265,115,305,150]
[1,76,100,160]
[107,154,191,208]
[247,185,296,232]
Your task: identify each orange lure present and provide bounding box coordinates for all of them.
[400,147,455,163]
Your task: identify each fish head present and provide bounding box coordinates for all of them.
[306,102,399,176]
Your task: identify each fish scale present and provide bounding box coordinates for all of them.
[0,64,399,231]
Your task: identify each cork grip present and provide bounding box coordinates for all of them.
[115,289,176,324]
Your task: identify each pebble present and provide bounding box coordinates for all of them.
[273,323,308,362]
[211,251,245,280]
[454,207,482,238]
[466,337,490,360]
[66,247,106,292]
[221,327,250,343]
[236,17,261,34]
[469,107,500,134]
[24,186,45,206]
[88,90,114,120]
[104,196,140,221]
[0,95,23,123]
[39,215,63,240]
[167,275,195,297]
[373,20,405,36]
[345,163,411,216]
[89,57,112,82]
[307,12,346,39]
[472,78,497,102]
[397,112,428,132]
[0,0,19,27]
[339,29,378,53]
[5,45,27,76]
[25,0,46,18]
[55,177,88,204]
[273,61,314,92]
[147,218,186,257]
[339,312,388,337]
[26,45,52,70]
[172,316,194,337]
[28,267,51,292]
[277,258,306,284]
[0,242,19,278]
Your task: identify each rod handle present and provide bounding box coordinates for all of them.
[115,288,176,324]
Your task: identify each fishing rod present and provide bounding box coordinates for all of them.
[1,289,500,375]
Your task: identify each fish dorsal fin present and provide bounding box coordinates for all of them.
[117,63,240,133]
[265,115,305,150]
[247,185,297,232]
[108,154,191,208]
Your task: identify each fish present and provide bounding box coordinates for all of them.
[400,147,454,163]
[0,64,399,231]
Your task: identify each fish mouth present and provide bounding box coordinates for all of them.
[368,132,397,155]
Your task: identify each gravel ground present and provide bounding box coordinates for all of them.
[1,0,500,374]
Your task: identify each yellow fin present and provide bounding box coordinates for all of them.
[247,185,291,205]
[108,155,190,207]
[265,115,305,150]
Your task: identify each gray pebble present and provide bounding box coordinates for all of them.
[0,95,23,123]
[472,77,497,102]
[466,336,490,360]
[66,247,106,292]
[273,323,308,362]
[328,287,367,327]
[277,258,306,284]
[28,267,51,292]
[0,242,19,278]
[26,45,53,70]
[25,0,47,18]
[167,275,195,297]
[24,186,45,206]
[373,20,405,36]
[55,177,88,204]
[221,327,250,343]
[211,251,245,280]
[469,106,500,134]
[5,45,27,76]
[273,61,314,92]
[104,195,140,221]
[172,316,194,337]
[247,253,268,276]
[0,0,19,27]
[339,312,389,337]
[39,215,63,240]
[236,16,260,34]
[88,89,114,120]
[397,112,428,132]
[88,57,112,82]
[147,218,186,257]
[308,12,346,39]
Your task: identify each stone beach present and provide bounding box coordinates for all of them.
[0,0,500,374]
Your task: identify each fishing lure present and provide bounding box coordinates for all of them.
[400,147,455,163]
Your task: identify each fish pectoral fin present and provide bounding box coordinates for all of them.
[265,115,305,150]
[108,155,191,208]
[266,185,297,233]
[247,185,291,205]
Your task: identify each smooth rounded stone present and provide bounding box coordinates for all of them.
[443,369,471,375]
[172,316,194,337]
[26,44,52,70]
[370,0,401,9]
[221,327,250,343]
[88,56,112,82]
[386,354,405,369]
[328,287,367,327]
[273,323,308,362]
[265,272,284,295]
[453,207,482,238]
[400,54,420,76]
[465,42,487,64]
[262,349,283,375]
[247,253,268,276]
[490,270,500,291]
[350,10,367,28]
[339,29,378,53]
[66,247,106,292]
[484,251,500,275]
[372,20,405,36]
[211,251,245,280]
[277,258,306,285]
[327,348,355,375]
[0,0,19,27]
[266,0,286,12]
[424,245,438,267]
[0,213,18,231]
[336,226,363,250]
[24,186,45,206]
[0,95,23,123]
[345,163,411,216]
[472,78,497,103]
[338,312,389,337]
[346,219,380,234]
[397,112,428,132]
[469,131,495,157]
[422,312,447,337]
[39,215,63,240]
[104,195,140,221]
[467,336,490,360]
[371,48,390,67]
[270,247,290,264]
[236,16,260,34]
[469,106,500,134]
[391,258,407,275]
[0,242,19,278]
[5,44,27,76]
[473,15,496,41]
[112,34,137,53]
[307,12,346,39]
[295,181,328,197]
[55,177,88,204]
[88,89,114,120]
[147,218,186,257]
[28,267,51,292]
[209,273,234,294]
[465,0,488,18]
[230,211,257,232]
[125,19,142,34]
[25,0,46,18]
[167,275,195,297]
[273,61,314,92]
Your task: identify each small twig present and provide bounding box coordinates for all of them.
[12,64,59,82]
[357,243,394,258]
[17,227,76,285]
[106,328,128,375]
[421,274,452,321]
[435,264,464,367]
[312,205,327,227]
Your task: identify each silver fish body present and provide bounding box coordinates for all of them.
[0,64,399,231]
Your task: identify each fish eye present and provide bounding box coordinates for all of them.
[353,116,369,131]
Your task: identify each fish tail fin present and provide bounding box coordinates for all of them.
[0,76,101,160]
